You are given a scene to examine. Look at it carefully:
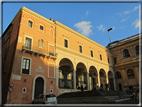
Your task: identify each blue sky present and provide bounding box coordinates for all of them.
[2,1,141,47]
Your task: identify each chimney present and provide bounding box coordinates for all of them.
[50,18,53,21]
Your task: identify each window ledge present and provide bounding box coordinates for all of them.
[20,73,31,76]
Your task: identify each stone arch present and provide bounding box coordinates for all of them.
[108,71,114,90]
[108,71,113,78]
[99,69,106,90]
[58,58,74,89]
[89,66,98,90]
[32,75,46,100]
[76,62,87,90]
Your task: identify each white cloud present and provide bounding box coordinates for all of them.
[133,6,139,11]
[121,17,128,22]
[116,12,123,17]
[86,10,89,16]
[132,19,140,29]
[120,26,125,29]
[124,11,131,14]
[97,24,106,32]
[74,21,93,36]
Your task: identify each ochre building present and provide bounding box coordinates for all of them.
[2,6,139,104]
[106,34,140,91]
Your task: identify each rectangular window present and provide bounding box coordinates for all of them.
[79,45,82,53]
[114,57,117,64]
[91,50,93,57]
[25,37,32,50]
[64,39,68,48]
[28,21,33,28]
[108,58,110,63]
[40,25,44,30]
[22,58,30,74]
[100,54,102,60]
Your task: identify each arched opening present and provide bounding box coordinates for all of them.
[34,77,44,98]
[59,58,74,89]
[99,69,106,90]
[123,49,130,58]
[115,71,122,79]
[127,69,135,79]
[135,45,139,55]
[89,66,98,90]
[108,71,114,90]
[76,62,87,90]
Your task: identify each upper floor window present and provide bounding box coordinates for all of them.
[25,37,32,50]
[79,45,82,53]
[28,20,33,28]
[91,50,93,57]
[107,57,110,63]
[123,49,130,58]
[22,58,31,75]
[116,71,122,79]
[135,45,139,55]
[40,25,44,30]
[127,69,135,79]
[39,39,44,48]
[114,57,117,64]
[100,54,102,60]
[64,39,68,48]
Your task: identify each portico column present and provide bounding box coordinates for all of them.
[106,74,109,84]
[87,72,90,90]
[113,76,116,90]
[73,68,76,90]
[97,73,100,88]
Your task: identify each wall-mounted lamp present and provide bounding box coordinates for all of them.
[24,79,27,82]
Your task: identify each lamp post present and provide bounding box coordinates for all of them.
[107,28,121,99]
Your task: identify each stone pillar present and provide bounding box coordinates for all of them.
[73,68,76,90]
[122,69,128,88]
[106,74,109,84]
[87,72,90,90]
[134,66,139,85]
[113,76,117,90]
[97,73,100,88]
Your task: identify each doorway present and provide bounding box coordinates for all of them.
[34,77,44,98]
[109,78,114,90]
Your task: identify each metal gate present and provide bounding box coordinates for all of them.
[34,77,44,98]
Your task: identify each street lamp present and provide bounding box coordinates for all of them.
[107,28,121,99]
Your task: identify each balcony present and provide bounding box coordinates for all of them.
[21,44,57,60]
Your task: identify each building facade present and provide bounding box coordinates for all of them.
[2,6,139,104]
[106,34,140,90]
[2,7,57,104]
[54,20,116,95]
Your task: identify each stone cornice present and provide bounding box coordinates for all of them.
[54,20,109,50]
[115,59,139,67]
[109,34,139,49]
[56,44,110,66]
[21,6,55,26]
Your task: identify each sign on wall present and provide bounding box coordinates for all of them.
[12,75,21,80]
